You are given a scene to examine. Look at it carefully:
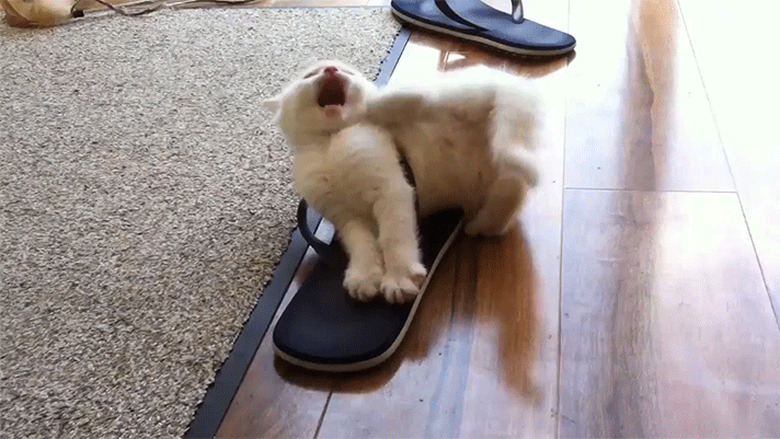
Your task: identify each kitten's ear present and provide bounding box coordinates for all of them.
[262,97,282,113]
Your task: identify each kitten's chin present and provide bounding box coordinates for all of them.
[322,102,367,126]
[322,105,343,118]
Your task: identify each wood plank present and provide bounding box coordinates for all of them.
[214,333,332,438]
[564,0,733,191]
[385,32,453,85]
[450,45,569,438]
[677,0,780,326]
[559,189,780,437]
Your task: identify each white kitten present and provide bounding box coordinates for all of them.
[263,61,540,303]
[365,65,540,237]
[264,60,425,304]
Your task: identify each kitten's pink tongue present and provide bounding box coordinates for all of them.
[318,76,346,107]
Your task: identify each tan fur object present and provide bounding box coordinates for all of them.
[1,0,74,27]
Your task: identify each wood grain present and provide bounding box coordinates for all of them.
[447,38,569,438]
[677,0,780,328]
[559,189,780,437]
[564,0,733,191]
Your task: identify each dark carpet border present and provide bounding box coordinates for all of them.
[184,25,411,439]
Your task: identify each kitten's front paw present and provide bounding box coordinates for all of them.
[366,91,425,125]
[380,262,427,304]
[407,261,427,287]
[343,267,382,301]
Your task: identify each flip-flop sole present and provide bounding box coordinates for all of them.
[273,209,463,372]
[391,0,575,57]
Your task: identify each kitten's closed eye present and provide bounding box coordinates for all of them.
[303,70,318,79]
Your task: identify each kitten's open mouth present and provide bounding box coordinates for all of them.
[317,75,347,108]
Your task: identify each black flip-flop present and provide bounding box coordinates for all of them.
[272,200,463,372]
[391,0,575,57]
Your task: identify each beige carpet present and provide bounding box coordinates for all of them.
[0,7,399,438]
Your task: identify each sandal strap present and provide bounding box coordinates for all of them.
[434,0,488,31]
[439,0,526,26]
[296,199,348,268]
[510,0,525,22]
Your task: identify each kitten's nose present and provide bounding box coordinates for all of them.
[323,66,338,75]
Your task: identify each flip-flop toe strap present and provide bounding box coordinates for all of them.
[296,199,348,269]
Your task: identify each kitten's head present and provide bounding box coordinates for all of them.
[263,60,377,139]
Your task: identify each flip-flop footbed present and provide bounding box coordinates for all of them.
[273,208,463,372]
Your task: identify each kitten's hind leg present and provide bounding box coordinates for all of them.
[464,148,537,237]
[464,175,526,237]
[338,219,384,301]
[465,102,540,237]
[373,184,426,304]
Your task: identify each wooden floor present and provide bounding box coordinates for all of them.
[210,0,780,437]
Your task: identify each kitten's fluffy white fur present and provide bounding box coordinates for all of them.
[264,60,539,303]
